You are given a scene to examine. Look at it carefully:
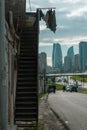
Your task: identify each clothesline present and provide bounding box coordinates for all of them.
[38,8,57,33]
[37,7,56,10]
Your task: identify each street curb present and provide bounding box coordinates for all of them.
[49,106,70,130]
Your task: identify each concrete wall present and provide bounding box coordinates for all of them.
[5,0,26,28]
[5,20,20,127]
[38,78,44,93]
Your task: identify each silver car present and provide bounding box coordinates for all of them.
[66,85,77,92]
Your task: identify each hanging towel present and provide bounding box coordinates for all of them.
[39,9,44,21]
[51,10,57,33]
[38,9,57,33]
[44,9,57,33]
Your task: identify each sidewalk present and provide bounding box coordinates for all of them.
[38,94,69,130]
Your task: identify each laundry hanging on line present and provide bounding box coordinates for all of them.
[39,9,57,33]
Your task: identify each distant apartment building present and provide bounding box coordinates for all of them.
[38,52,47,93]
[74,54,80,71]
[52,43,62,71]
[38,52,47,74]
[46,66,52,73]
[67,46,75,72]
[79,41,87,72]
[64,56,72,72]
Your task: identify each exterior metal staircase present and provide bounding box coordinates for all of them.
[14,13,39,129]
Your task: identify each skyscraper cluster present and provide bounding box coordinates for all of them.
[52,41,87,73]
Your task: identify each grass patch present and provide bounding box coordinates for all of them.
[56,84,63,90]
[47,81,64,91]
[24,124,44,130]
[78,87,87,94]
[71,76,87,82]
[24,128,35,130]
[39,93,45,99]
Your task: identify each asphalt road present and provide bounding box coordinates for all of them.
[48,91,87,130]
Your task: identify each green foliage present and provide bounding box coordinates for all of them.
[24,124,44,130]
[39,93,45,99]
[56,84,63,90]
[71,76,87,82]
[47,81,64,91]
[47,81,53,87]
[38,124,44,130]
[78,88,87,94]
[24,128,34,130]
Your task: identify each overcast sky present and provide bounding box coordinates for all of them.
[26,0,87,66]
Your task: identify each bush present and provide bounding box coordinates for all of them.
[56,84,63,90]
[24,124,44,130]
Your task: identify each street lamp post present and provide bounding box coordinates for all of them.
[43,69,46,93]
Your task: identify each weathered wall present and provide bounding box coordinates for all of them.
[5,20,20,126]
[5,0,26,31]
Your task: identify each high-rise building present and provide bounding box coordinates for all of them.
[75,54,80,72]
[67,46,75,71]
[64,56,72,72]
[39,52,47,73]
[79,41,87,72]
[52,43,62,71]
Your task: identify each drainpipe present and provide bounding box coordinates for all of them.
[0,0,8,130]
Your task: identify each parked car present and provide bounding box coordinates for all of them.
[66,84,77,92]
[66,85,72,92]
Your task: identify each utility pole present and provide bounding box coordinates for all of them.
[0,0,8,130]
[43,69,46,93]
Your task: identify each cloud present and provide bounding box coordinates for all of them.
[58,7,69,12]
[39,42,53,46]
[40,25,46,31]
[67,7,87,18]
[58,25,69,29]
[54,36,87,45]
[62,0,81,4]
[39,35,87,47]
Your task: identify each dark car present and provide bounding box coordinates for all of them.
[66,85,72,92]
[47,85,56,94]
[66,85,77,92]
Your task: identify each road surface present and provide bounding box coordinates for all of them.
[48,91,87,130]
